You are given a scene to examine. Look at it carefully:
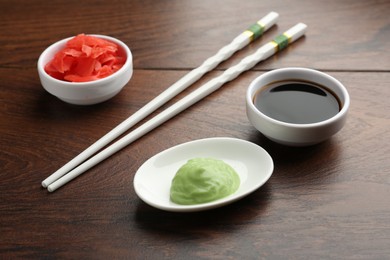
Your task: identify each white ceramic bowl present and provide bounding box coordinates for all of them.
[37,34,133,105]
[246,68,350,146]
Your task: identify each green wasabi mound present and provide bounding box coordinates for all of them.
[170,158,240,205]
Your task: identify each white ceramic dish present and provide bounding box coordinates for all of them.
[133,137,273,212]
[246,67,350,146]
[37,34,133,105]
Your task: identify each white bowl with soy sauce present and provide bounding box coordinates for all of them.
[246,68,350,146]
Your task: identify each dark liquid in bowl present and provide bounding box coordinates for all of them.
[253,80,341,124]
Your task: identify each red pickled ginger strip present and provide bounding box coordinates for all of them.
[44,34,126,82]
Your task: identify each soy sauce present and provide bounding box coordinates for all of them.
[253,80,341,124]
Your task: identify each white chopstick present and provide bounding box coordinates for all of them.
[41,12,279,189]
[45,23,307,192]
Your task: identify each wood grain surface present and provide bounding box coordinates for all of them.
[1,0,389,259]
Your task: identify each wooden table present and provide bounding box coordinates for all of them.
[1,0,389,258]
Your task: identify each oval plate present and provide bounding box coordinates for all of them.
[133,137,273,212]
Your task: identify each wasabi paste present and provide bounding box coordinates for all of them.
[170,158,240,205]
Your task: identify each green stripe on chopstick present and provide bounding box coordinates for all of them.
[270,33,292,51]
[243,22,266,41]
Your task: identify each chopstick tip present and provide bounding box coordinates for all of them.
[41,180,48,188]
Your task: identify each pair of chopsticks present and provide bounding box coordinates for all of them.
[42,12,307,192]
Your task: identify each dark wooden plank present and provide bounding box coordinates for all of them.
[1,66,389,258]
[0,0,389,71]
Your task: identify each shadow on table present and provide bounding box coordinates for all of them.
[248,131,343,186]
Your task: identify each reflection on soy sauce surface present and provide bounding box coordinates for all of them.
[253,80,341,124]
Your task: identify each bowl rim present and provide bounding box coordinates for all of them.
[246,67,350,128]
[37,34,132,87]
